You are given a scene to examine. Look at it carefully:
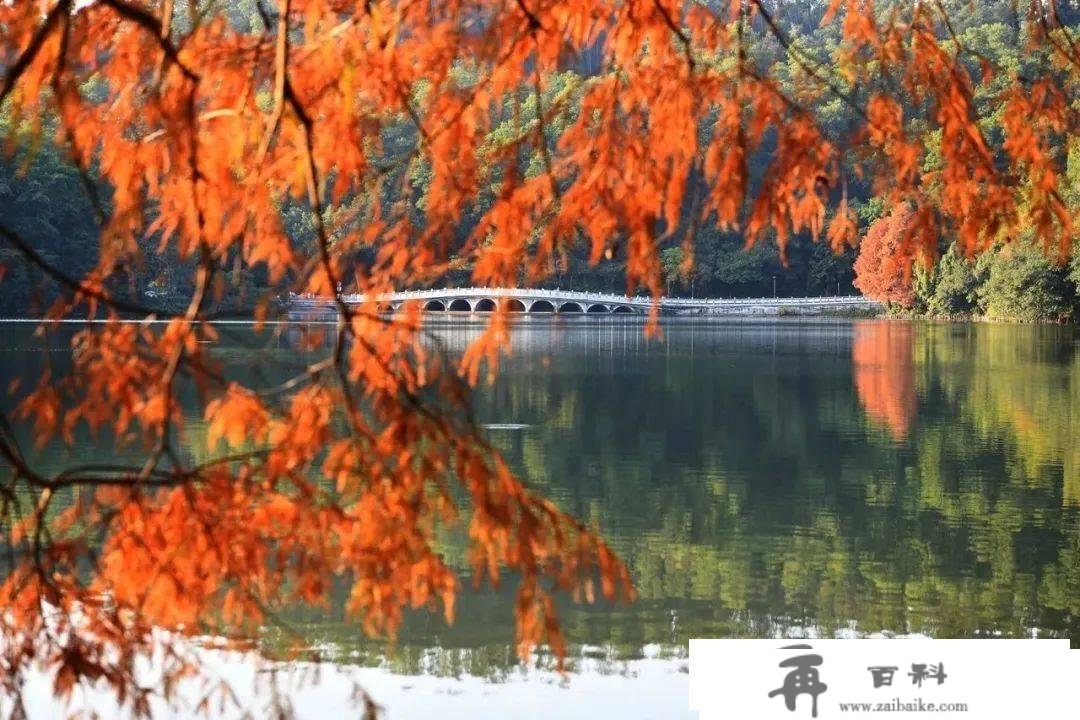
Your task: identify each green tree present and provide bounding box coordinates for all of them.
[919,244,978,317]
[1065,139,1079,290]
[661,246,685,296]
[976,244,1075,322]
[0,114,98,314]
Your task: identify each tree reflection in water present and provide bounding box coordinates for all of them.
[3,318,1078,681]
[852,320,916,440]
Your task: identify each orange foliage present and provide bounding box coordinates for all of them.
[852,321,917,440]
[853,205,917,308]
[0,0,1076,715]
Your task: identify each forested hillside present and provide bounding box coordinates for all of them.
[2,0,1077,316]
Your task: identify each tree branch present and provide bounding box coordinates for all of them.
[0,221,179,317]
[0,0,71,110]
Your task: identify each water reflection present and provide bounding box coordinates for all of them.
[461,318,1079,656]
[853,321,916,440]
[1,318,1078,689]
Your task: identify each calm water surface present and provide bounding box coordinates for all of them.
[2,318,1078,715]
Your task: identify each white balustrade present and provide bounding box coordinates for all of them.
[295,286,878,312]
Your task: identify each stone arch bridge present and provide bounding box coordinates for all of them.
[290,288,878,316]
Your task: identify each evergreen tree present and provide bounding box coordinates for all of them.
[924,244,978,317]
[976,244,1074,322]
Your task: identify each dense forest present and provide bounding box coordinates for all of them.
[1,0,1077,317]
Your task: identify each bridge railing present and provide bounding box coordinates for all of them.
[295,287,875,307]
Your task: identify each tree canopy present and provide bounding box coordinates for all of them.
[853,205,917,308]
[0,0,1077,716]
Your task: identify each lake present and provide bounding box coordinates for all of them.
[2,317,1078,718]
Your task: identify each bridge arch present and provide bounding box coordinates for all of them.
[448,298,472,312]
[301,289,880,318]
[530,299,555,313]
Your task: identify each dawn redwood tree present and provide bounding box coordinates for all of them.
[0,0,1076,716]
[853,205,917,308]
